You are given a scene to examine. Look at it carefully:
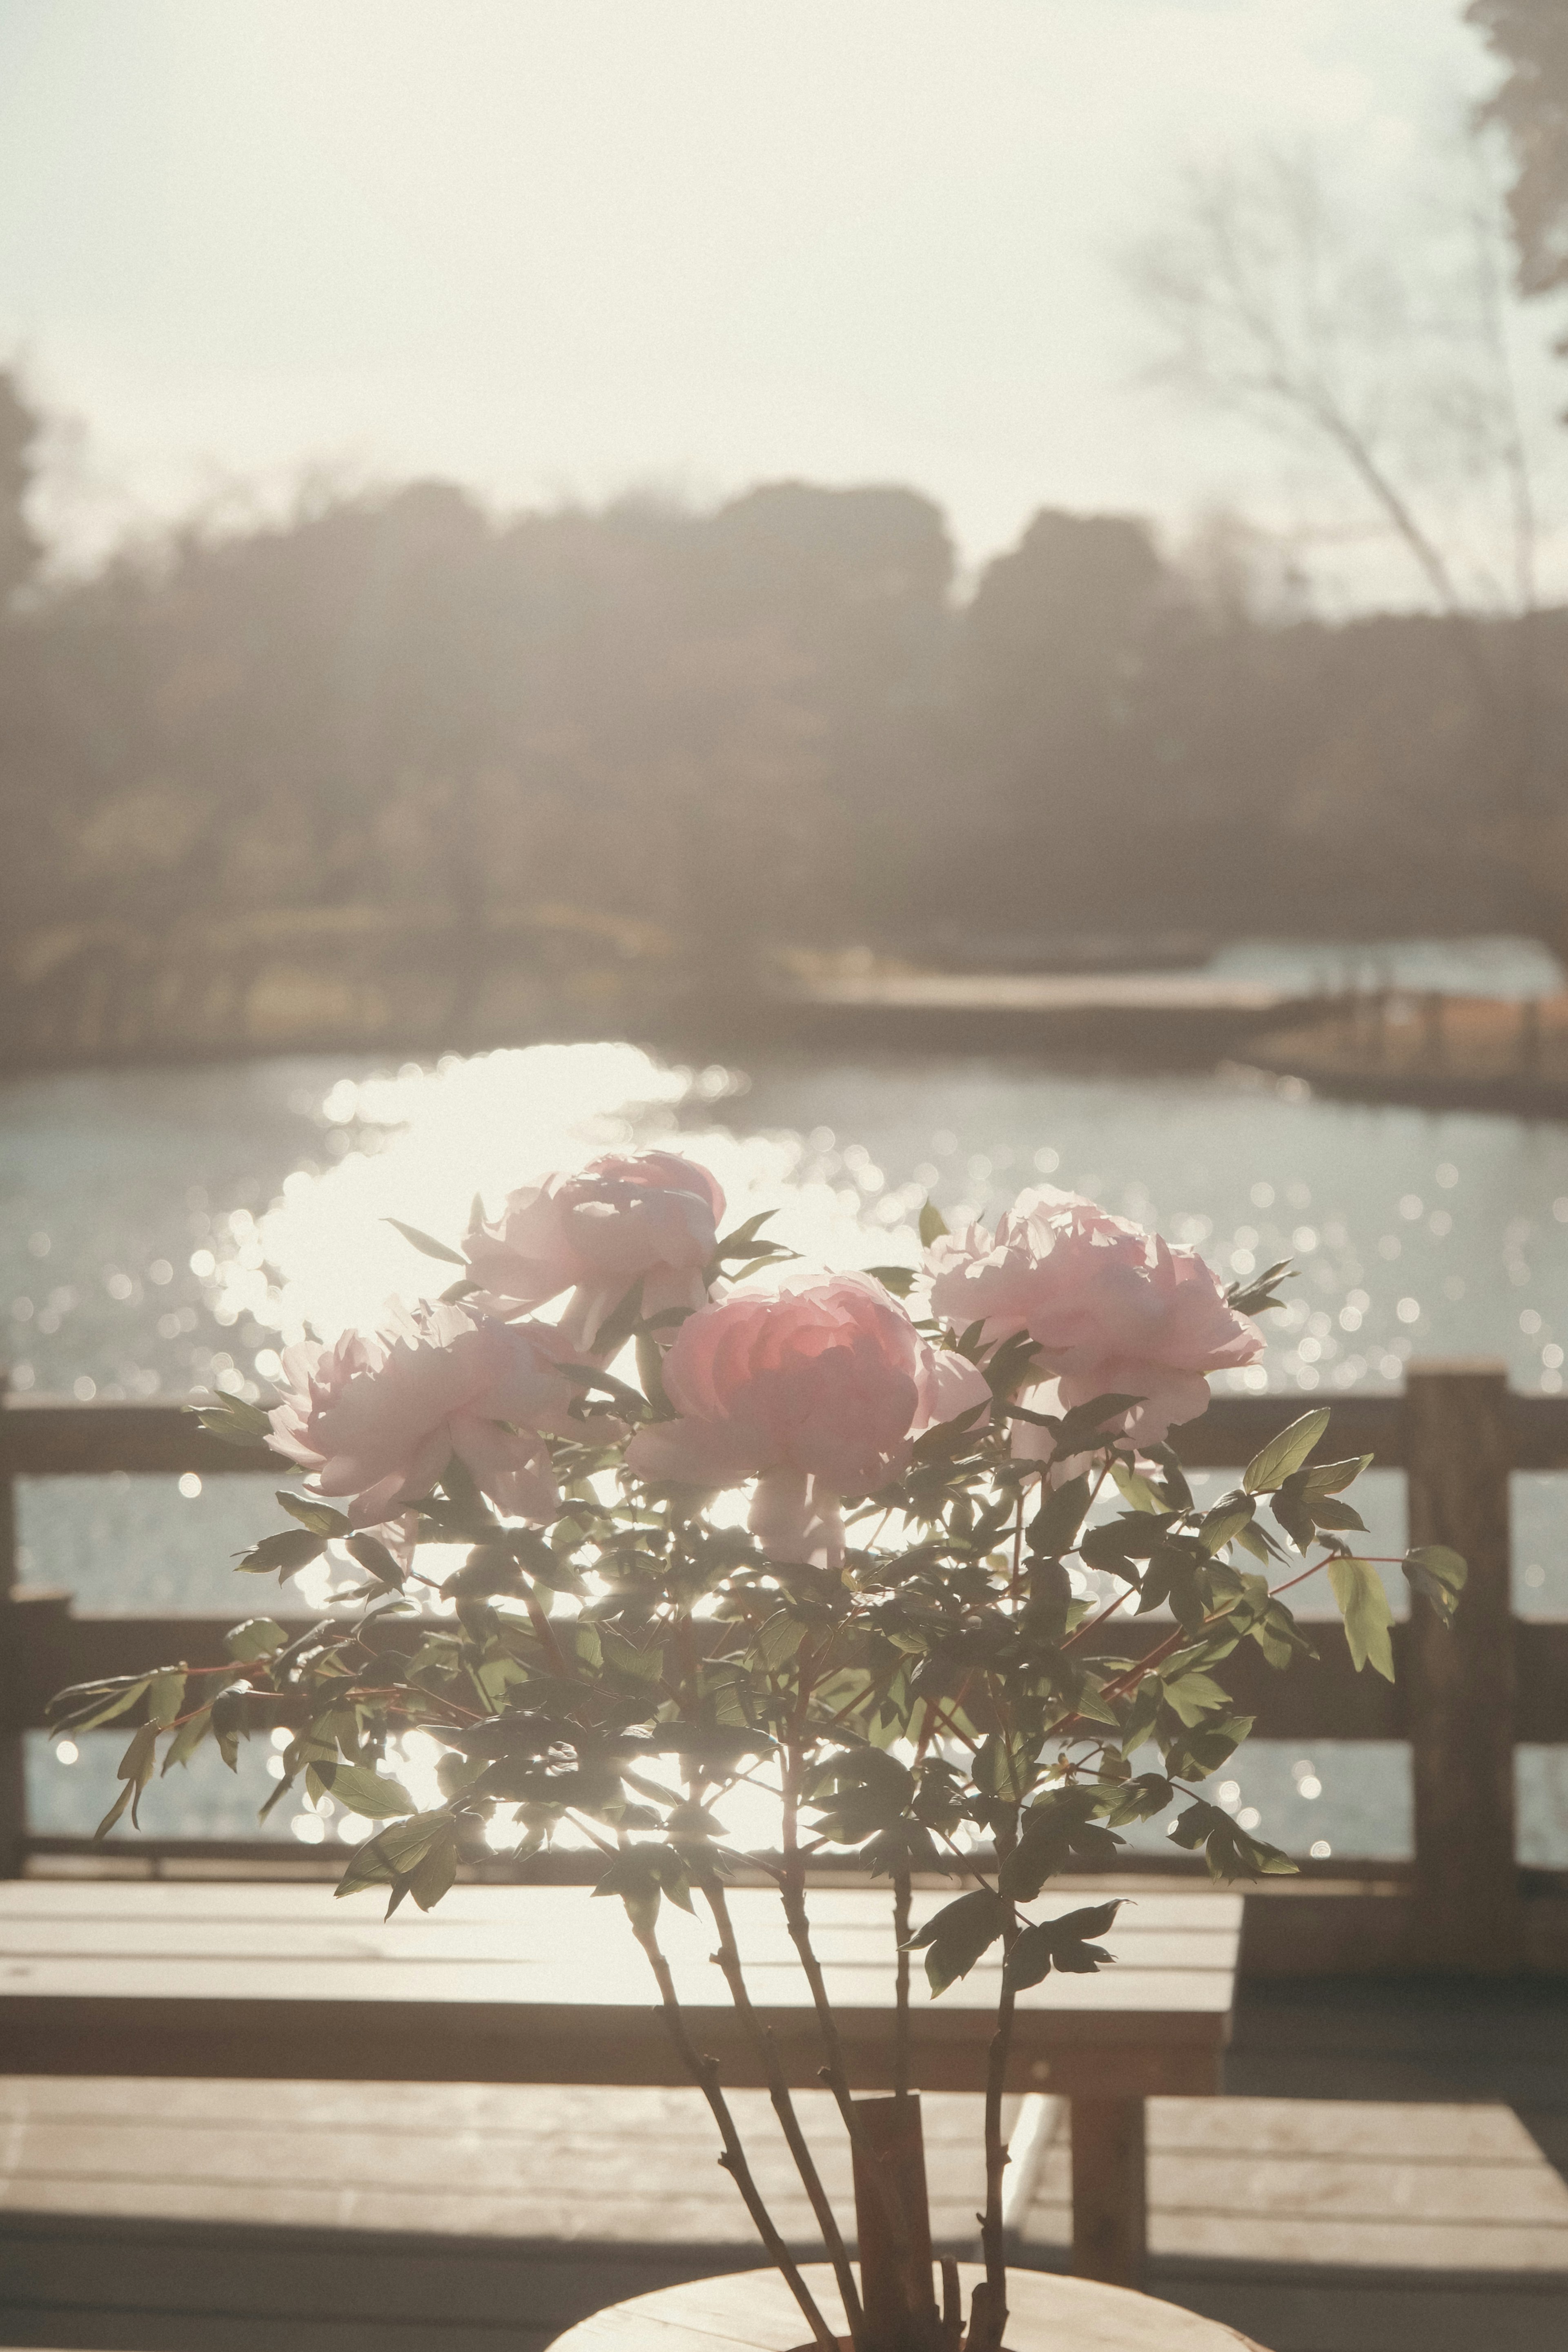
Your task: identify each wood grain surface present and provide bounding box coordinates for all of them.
[0,1882,1239,2096]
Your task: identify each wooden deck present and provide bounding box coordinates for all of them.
[0,1897,1566,2349]
[2,2077,1566,2351]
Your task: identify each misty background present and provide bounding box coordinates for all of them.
[3,0,1568,1059]
[10,2,1568,1877]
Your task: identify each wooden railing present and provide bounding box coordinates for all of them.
[3,1364,1567,1971]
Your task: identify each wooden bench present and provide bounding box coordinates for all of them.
[0,1878,1239,2288]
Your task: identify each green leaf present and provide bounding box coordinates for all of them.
[1307,1496,1366,1533]
[100,1721,160,1836]
[808,1748,916,1846]
[49,1676,151,1733]
[334,1810,453,1902]
[1050,1392,1146,1454]
[1403,1544,1467,1627]
[1157,1665,1232,1726]
[1326,1559,1395,1681]
[94,1782,135,1839]
[1001,1791,1122,1897]
[1242,1409,1330,1494]
[211,1687,247,1769]
[748,1612,809,1673]
[592,1844,693,1933]
[866,1264,917,1298]
[385,1218,466,1266]
[346,1533,406,1590]
[918,1199,949,1248]
[1116,1678,1163,1762]
[1168,1798,1296,1881]
[600,1627,665,1685]
[1199,1496,1254,1555]
[1109,1461,1165,1514]
[1004,1901,1123,1990]
[1079,1513,1169,1580]
[225,1617,287,1663]
[909,1400,988,1464]
[1224,1259,1295,1318]
[1098,1772,1172,1826]
[721,1246,798,1285]
[643,1723,776,1766]
[146,1669,185,1727]
[318,1762,418,1819]
[191,1394,273,1446]
[902,1887,1006,1995]
[237,1529,325,1578]
[276,1490,351,1537]
[1303,1455,1373,1496]
[1162,1713,1254,1780]
[408,1824,459,1912]
[161,1708,212,1772]
[713,1210,778,1260]
[1027,1474,1092,1558]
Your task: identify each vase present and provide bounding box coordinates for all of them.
[545,2264,1270,2352]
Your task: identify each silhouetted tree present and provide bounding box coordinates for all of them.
[0,370,41,608]
[1470,2,1568,328]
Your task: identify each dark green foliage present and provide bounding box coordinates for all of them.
[55,1330,1462,2047]
[1004,1901,1124,1989]
[903,1888,1008,1994]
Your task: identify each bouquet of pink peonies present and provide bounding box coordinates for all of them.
[49,1151,1466,2352]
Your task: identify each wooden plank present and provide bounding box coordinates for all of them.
[0,1390,1409,1478]
[1405,1362,1523,1971]
[1172,1392,1407,1471]
[0,1400,275,1477]
[7,1386,1568,1480]
[1019,2097,1568,2280]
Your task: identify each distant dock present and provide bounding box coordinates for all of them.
[749,968,1327,1064]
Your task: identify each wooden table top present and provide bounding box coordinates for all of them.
[0,1881,1241,2099]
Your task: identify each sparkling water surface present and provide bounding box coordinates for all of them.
[9,943,1568,1863]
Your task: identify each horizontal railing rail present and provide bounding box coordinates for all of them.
[4,1364,1567,1970]
[4,1385,1565,1476]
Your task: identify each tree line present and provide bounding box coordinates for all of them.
[0,370,1564,1035]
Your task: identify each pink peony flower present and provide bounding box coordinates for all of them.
[927,1186,1263,1449]
[625,1270,992,1565]
[268,1300,577,1527]
[463,1150,726,1351]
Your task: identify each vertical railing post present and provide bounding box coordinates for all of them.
[1405,1360,1521,1971]
[0,1375,23,1877]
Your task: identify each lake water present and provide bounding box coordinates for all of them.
[9,936,1568,1865]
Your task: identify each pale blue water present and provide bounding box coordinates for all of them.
[8,947,1568,1863]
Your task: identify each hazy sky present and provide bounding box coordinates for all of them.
[0,0,1559,591]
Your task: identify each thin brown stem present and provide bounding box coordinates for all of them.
[631,1918,837,2352]
[971,1830,1020,2352]
[893,1863,913,2108]
[1058,1585,1134,1652]
[934,1829,998,1897]
[703,1880,867,2351]
[782,1749,937,2343]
